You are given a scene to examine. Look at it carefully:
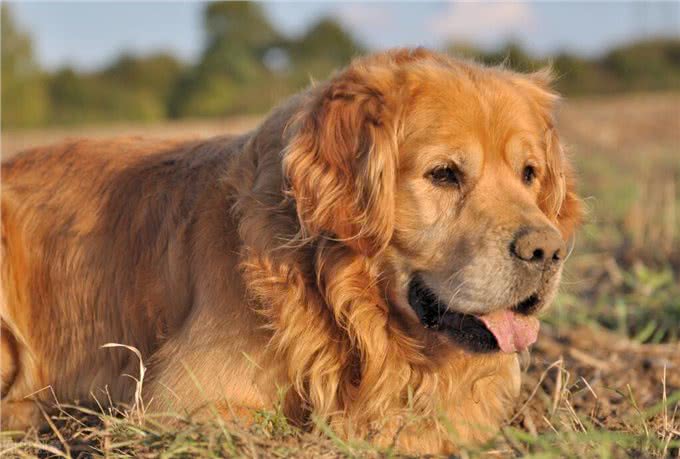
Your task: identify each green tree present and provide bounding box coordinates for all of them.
[1,4,49,128]
[169,2,281,118]
[205,1,278,53]
[445,38,680,96]
[602,39,680,91]
[48,67,166,125]
[286,17,363,87]
[476,41,543,72]
[294,18,361,64]
[551,53,609,95]
[102,53,184,103]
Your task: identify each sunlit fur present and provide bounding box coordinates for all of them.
[1,49,580,453]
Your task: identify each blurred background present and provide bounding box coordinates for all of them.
[1,3,680,454]
[2,1,680,339]
[2,1,679,127]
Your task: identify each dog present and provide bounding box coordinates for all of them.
[1,48,580,453]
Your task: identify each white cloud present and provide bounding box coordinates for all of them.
[430,2,537,47]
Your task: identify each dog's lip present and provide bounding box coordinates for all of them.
[407,275,541,353]
[511,293,542,315]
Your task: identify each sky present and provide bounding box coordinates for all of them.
[9,1,680,72]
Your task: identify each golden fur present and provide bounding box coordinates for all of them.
[0,49,580,453]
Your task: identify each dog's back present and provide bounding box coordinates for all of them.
[0,135,240,426]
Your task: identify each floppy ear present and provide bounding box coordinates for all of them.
[516,66,582,239]
[542,127,582,239]
[283,66,399,255]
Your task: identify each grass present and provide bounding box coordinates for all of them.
[1,92,679,457]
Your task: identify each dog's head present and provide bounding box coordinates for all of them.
[284,49,581,355]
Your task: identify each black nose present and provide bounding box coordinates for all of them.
[510,227,566,267]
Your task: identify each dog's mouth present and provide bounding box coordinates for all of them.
[407,276,541,354]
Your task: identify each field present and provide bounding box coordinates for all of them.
[1,92,679,458]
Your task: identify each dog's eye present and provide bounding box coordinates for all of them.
[522,165,536,185]
[428,166,462,187]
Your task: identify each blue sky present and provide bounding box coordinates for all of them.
[9,1,680,72]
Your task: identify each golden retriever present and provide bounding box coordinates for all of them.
[1,48,580,453]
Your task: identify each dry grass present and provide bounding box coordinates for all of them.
[1,92,679,458]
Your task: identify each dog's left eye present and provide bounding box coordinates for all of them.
[522,165,537,185]
[428,166,462,187]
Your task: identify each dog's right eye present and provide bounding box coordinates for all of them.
[428,166,462,187]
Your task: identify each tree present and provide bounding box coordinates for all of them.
[205,1,279,53]
[47,67,166,125]
[102,53,184,103]
[294,18,362,65]
[1,4,49,127]
[169,2,282,118]
[602,39,680,91]
[199,1,282,84]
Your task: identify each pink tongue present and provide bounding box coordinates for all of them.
[479,309,540,353]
